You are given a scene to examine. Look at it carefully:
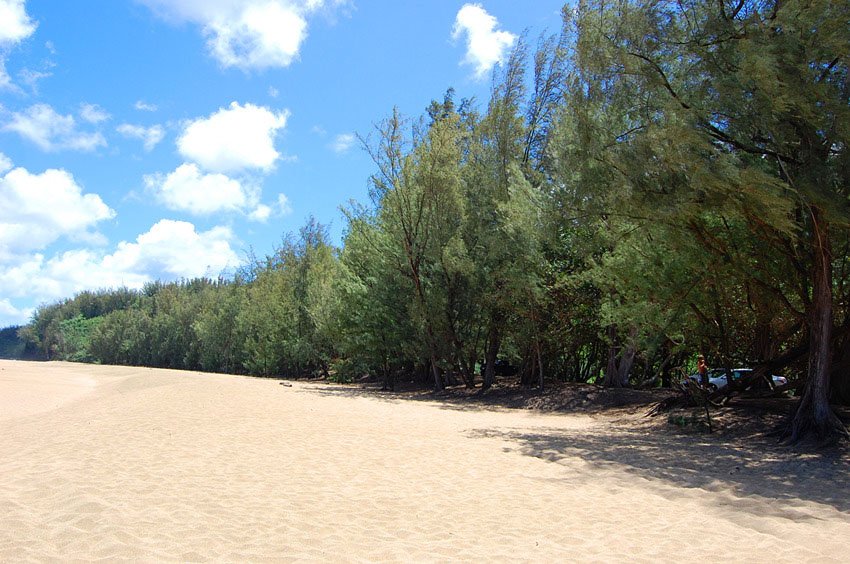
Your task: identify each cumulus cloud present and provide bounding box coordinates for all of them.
[207,2,306,69]
[103,220,240,280]
[79,103,111,124]
[0,220,241,307]
[0,0,37,89]
[452,3,516,79]
[0,0,35,44]
[139,0,345,70]
[3,104,107,152]
[177,101,289,173]
[0,164,115,254]
[0,152,11,173]
[117,123,165,151]
[331,132,355,154]
[144,163,255,216]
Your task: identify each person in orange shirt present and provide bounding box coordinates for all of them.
[697,355,709,387]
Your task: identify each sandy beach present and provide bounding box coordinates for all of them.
[0,360,847,562]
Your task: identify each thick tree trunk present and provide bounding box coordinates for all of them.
[616,342,637,387]
[605,325,636,388]
[457,361,475,389]
[787,210,847,443]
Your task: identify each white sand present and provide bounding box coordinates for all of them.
[1,360,847,562]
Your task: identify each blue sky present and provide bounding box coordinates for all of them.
[0,0,564,327]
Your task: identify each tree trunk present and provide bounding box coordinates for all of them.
[380,354,394,391]
[408,260,444,392]
[482,316,502,391]
[787,209,847,443]
[605,325,636,388]
[536,338,544,390]
[446,319,474,388]
[616,342,637,388]
[428,349,443,392]
[604,325,619,387]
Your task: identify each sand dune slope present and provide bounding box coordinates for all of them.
[0,360,847,562]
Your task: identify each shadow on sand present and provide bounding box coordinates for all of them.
[297,382,850,516]
[295,382,528,412]
[296,380,666,413]
[467,424,850,516]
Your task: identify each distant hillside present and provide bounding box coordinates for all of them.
[0,326,40,360]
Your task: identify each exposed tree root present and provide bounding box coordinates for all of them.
[779,406,850,447]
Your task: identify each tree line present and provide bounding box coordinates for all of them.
[13,1,850,443]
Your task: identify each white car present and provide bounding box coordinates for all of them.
[689,368,787,391]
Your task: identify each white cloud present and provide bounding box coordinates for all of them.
[208,2,306,69]
[0,164,115,254]
[0,0,36,44]
[268,85,279,98]
[452,3,516,79]
[144,163,255,215]
[246,193,291,222]
[134,100,158,112]
[0,0,37,90]
[248,203,271,222]
[0,220,241,306]
[0,298,31,327]
[331,132,355,154]
[3,104,107,152]
[79,103,111,124]
[117,123,166,151]
[139,0,344,70]
[0,152,11,173]
[177,101,289,173]
[103,220,240,280]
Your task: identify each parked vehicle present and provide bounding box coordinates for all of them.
[687,368,787,391]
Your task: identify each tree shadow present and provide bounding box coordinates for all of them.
[295,383,515,412]
[466,425,850,515]
[296,380,666,414]
[295,381,850,515]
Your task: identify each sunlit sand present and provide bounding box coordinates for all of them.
[1,360,847,561]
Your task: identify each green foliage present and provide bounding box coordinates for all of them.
[57,315,103,362]
[237,219,341,377]
[89,308,153,366]
[327,357,367,384]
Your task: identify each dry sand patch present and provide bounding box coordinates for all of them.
[0,360,847,562]
[0,360,98,422]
